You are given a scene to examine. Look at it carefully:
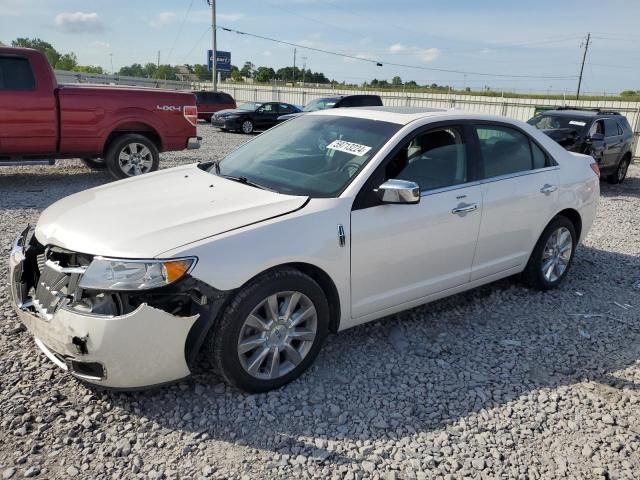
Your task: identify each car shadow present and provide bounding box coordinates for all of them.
[100,244,640,465]
[600,163,640,199]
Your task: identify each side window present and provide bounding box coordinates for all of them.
[589,120,604,136]
[616,122,624,136]
[604,118,619,137]
[0,56,36,91]
[278,104,294,114]
[389,127,468,191]
[476,125,538,178]
[531,142,548,169]
[260,103,274,113]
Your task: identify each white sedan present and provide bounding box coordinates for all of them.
[9,107,600,392]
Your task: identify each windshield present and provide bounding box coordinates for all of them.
[303,98,338,112]
[238,102,261,111]
[527,114,588,133]
[212,115,401,197]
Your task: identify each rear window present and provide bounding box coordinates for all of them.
[527,114,588,133]
[337,96,383,108]
[0,56,35,91]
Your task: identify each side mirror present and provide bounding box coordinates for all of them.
[375,179,420,205]
[588,132,605,143]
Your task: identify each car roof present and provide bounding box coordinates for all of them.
[309,106,455,124]
[541,109,620,118]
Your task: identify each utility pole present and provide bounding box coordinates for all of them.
[292,48,296,86]
[109,53,114,75]
[302,56,308,85]
[157,50,160,70]
[209,0,217,91]
[576,32,590,100]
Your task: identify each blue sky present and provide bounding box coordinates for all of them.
[1,0,639,94]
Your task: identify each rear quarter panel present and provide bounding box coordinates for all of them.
[57,87,196,155]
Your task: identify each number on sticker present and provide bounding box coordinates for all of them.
[326,140,372,156]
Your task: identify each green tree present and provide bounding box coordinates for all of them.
[55,52,78,70]
[73,65,104,74]
[156,64,177,80]
[255,66,276,83]
[11,37,60,66]
[620,90,638,97]
[240,61,255,79]
[230,65,242,81]
[119,63,145,77]
[392,76,403,86]
[193,64,209,81]
[143,63,158,78]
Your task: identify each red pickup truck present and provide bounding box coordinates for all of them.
[0,47,200,179]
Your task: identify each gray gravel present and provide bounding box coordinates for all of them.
[1,124,640,479]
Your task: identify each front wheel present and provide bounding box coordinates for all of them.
[522,216,577,290]
[607,156,631,184]
[207,268,329,392]
[240,119,254,134]
[105,134,159,180]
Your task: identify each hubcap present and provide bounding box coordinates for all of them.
[237,291,317,380]
[541,227,573,283]
[118,142,153,176]
[242,121,253,133]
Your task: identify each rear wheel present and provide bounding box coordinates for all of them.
[607,156,631,184]
[105,134,159,180]
[522,216,576,290]
[81,158,107,170]
[207,268,329,392]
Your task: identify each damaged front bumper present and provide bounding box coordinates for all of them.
[8,227,224,390]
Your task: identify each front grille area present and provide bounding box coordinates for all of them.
[33,263,76,320]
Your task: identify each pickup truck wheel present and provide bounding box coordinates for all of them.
[207,268,329,393]
[81,158,107,170]
[105,134,159,179]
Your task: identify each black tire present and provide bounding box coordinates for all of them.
[207,268,329,393]
[522,216,577,290]
[81,157,107,170]
[240,119,254,134]
[105,134,159,180]
[606,155,631,184]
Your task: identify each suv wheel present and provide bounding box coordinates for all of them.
[207,268,329,392]
[105,134,159,180]
[607,156,631,184]
[522,216,576,290]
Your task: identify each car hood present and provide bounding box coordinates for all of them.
[215,108,251,117]
[35,164,308,258]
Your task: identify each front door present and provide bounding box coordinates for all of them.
[255,103,280,129]
[350,125,482,319]
[470,124,559,280]
[602,118,624,171]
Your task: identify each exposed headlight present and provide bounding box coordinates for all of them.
[78,257,196,291]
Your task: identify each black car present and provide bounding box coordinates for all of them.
[277,94,384,121]
[211,101,302,134]
[527,108,634,184]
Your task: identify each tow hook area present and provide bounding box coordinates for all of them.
[72,335,89,354]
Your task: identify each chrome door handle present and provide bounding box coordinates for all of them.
[451,203,478,215]
[540,184,557,195]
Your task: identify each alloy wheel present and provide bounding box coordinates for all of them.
[241,120,254,134]
[237,291,317,380]
[541,226,573,282]
[118,142,153,176]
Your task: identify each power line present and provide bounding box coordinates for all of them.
[218,25,578,80]
[184,25,211,61]
[167,0,195,64]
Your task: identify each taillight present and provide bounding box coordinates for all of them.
[590,162,600,178]
[183,105,197,126]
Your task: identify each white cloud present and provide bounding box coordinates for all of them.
[414,47,440,62]
[55,12,105,34]
[218,13,243,22]
[93,41,111,50]
[149,11,177,27]
[387,43,440,62]
[388,43,406,54]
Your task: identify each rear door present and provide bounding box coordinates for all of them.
[470,123,559,280]
[0,54,57,156]
[602,118,624,170]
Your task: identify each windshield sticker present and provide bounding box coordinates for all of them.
[569,120,586,126]
[326,140,372,156]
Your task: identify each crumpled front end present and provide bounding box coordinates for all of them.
[8,227,224,390]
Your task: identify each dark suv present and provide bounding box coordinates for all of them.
[194,91,236,121]
[277,94,383,122]
[527,108,634,183]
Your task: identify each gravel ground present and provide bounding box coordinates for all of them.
[1,124,639,480]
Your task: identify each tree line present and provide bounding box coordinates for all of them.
[10,38,105,73]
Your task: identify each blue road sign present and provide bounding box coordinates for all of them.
[207,50,231,72]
